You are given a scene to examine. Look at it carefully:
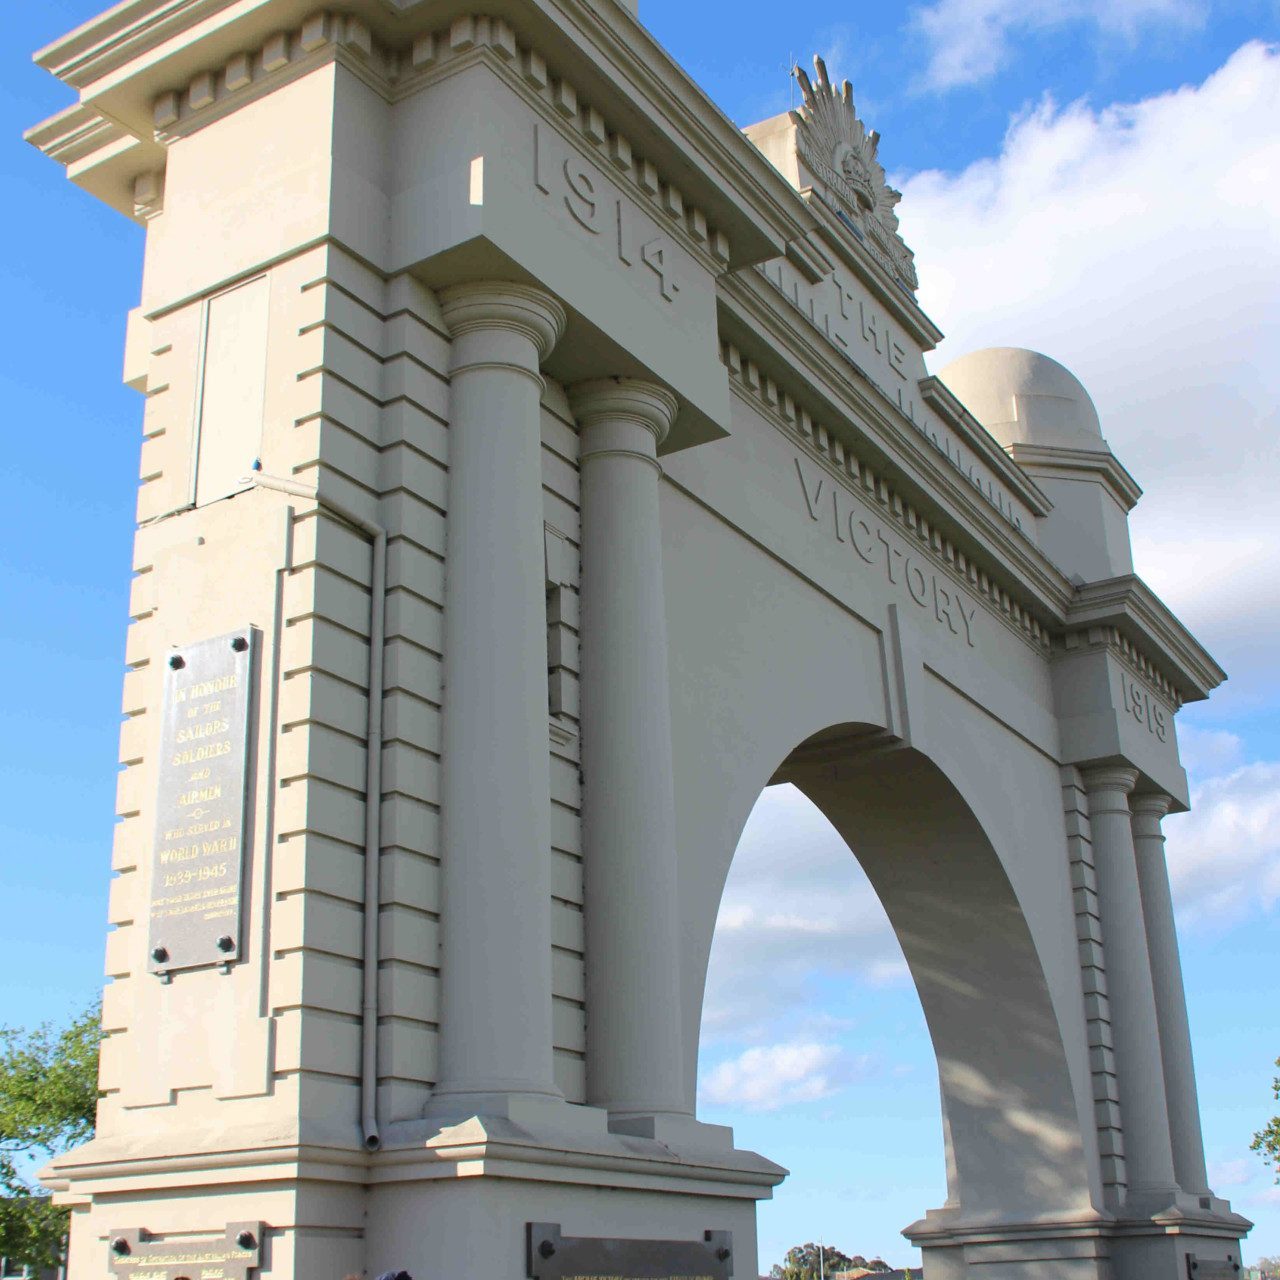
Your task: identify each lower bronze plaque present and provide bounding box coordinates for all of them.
[1186,1256,1240,1280]
[147,629,256,974]
[107,1221,262,1280]
[528,1223,733,1280]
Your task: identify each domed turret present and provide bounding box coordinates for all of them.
[939,347,1141,584]
[938,347,1104,449]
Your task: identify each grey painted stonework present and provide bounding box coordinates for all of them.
[27,4,1251,1278]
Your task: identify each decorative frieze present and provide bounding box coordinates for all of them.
[152,14,391,134]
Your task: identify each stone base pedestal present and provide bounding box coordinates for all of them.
[368,1110,782,1280]
[907,1204,1252,1279]
[46,1111,785,1280]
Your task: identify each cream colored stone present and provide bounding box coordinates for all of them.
[27,4,1248,1279]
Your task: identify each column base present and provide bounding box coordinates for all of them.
[905,1199,1252,1279]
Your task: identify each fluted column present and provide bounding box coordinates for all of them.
[1083,766,1179,1208]
[1131,793,1211,1198]
[433,282,566,1107]
[570,377,689,1122]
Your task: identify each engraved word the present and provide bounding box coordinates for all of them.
[762,258,1025,532]
[795,457,977,647]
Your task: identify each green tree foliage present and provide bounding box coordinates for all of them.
[0,1003,101,1272]
[768,1243,892,1279]
[1251,1057,1280,1182]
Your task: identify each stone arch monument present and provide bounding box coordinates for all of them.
[27,3,1250,1276]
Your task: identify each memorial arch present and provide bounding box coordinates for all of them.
[27,1,1251,1276]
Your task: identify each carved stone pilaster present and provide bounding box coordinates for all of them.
[432,281,567,1108]
[1082,767,1179,1211]
[570,377,689,1126]
[1131,792,1212,1200]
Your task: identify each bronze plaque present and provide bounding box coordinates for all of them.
[107,1222,262,1280]
[147,629,255,974]
[527,1224,733,1280]
[1186,1257,1240,1280]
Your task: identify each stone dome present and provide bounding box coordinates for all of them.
[938,347,1105,451]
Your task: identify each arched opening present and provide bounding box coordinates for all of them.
[698,778,944,1270]
[693,725,1093,1266]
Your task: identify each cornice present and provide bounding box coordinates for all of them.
[34,0,229,87]
[717,268,1078,623]
[1064,575,1226,704]
[23,101,128,164]
[918,376,1053,518]
[1009,441,1143,511]
[31,0,819,272]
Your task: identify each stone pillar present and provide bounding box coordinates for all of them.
[1083,766,1180,1209]
[433,282,567,1108]
[570,377,689,1123]
[1131,793,1212,1198]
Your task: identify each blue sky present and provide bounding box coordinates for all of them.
[3,0,1278,1273]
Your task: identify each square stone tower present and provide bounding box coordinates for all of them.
[27,2,803,1276]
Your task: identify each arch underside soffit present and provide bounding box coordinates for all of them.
[697,727,1093,1223]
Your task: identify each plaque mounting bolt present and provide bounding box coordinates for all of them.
[151,945,169,964]
[236,1230,256,1250]
[216,935,235,953]
[231,636,248,652]
[718,1248,731,1261]
[538,1241,556,1259]
[111,1237,130,1256]
[168,654,185,670]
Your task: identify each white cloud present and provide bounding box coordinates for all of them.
[700,1041,875,1111]
[1210,1157,1258,1189]
[912,0,1207,91]
[701,785,908,1044]
[898,42,1280,712]
[1178,726,1245,778]
[1164,761,1280,922]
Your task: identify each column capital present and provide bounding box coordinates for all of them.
[569,377,679,453]
[439,280,567,363]
[1131,792,1174,822]
[1081,764,1140,795]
